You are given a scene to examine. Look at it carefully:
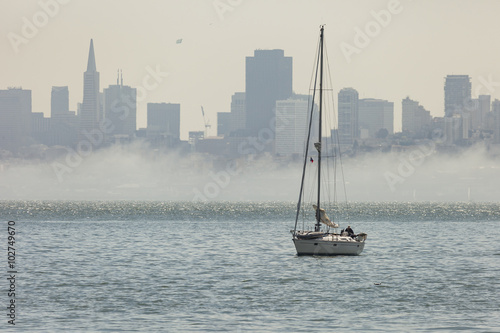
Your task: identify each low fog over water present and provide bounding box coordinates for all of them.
[0,141,498,202]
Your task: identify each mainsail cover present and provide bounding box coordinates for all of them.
[313,204,339,228]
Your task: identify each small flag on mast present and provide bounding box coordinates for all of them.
[176,39,183,44]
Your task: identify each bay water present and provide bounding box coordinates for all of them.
[1,201,499,332]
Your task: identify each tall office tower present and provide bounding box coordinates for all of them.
[245,49,292,136]
[444,114,469,145]
[402,97,419,133]
[469,95,491,131]
[51,86,69,117]
[338,88,359,145]
[444,75,471,117]
[470,98,481,130]
[492,99,500,143]
[218,92,247,137]
[147,103,180,142]
[478,95,491,130]
[358,98,394,138]
[103,71,137,137]
[274,97,308,156]
[217,112,231,137]
[50,86,78,147]
[99,92,104,124]
[0,88,32,152]
[230,92,246,134]
[402,97,431,135]
[80,39,101,134]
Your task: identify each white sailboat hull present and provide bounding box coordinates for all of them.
[293,235,365,256]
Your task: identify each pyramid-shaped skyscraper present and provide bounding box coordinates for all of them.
[80,39,101,134]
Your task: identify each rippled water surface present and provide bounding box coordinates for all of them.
[2,201,500,332]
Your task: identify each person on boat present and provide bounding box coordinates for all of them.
[345,225,354,237]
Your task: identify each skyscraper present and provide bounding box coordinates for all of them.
[274,97,309,156]
[103,71,137,137]
[217,92,247,138]
[402,97,431,136]
[217,112,231,137]
[245,49,292,136]
[492,99,500,143]
[338,88,359,145]
[0,88,32,152]
[147,103,180,145]
[444,75,471,117]
[478,94,491,130]
[358,99,394,138]
[230,92,246,134]
[51,86,69,117]
[80,39,101,134]
[50,86,78,147]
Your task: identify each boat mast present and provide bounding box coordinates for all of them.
[315,25,324,232]
[293,31,321,235]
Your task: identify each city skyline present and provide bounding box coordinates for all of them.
[3,1,500,139]
[2,61,499,154]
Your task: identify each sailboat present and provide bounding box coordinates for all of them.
[291,25,367,256]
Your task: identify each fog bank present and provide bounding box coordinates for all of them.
[1,142,499,202]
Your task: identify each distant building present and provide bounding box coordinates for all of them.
[402,97,431,137]
[338,88,359,145]
[51,86,69,117]
[217,112,232,137]
[493,99,500,143]
[429,117,445,140]
[274,97,309,156]
[470,98,480,130]
[49,86,79,147]
[103,71,137,139]
[80,39,101,135]
[444,114,468,145]
[51,115,79,147]
[188,131,204,152]
[31,112,52,145]
[196,136,228,155]
[358,98,394,138]
[245,49,292,136]
[469,95,491,131]
[135,128,147,138]
[478,95,491,130]
[444,75,471,117]
[147,103,180,147]
[441,75,474,144]
[217,92,247,138]
[230,92,246,134]
[0,88,32,152]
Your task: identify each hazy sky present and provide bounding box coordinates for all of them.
[2,0,500,139]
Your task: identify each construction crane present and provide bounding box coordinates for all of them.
[201,106,211,138]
